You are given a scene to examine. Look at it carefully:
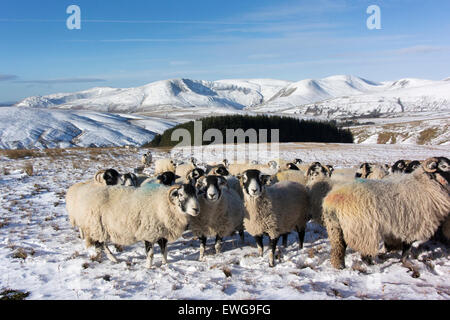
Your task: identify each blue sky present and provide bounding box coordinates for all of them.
[0,0,449,102]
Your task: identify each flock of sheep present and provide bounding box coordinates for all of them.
[65,151,450,271]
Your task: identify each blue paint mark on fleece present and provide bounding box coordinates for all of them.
[141,182,162,191]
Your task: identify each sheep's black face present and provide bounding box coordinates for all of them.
[392,160,407,173]
[103,169,122,186]
[197,175,227,202]
[169,184,200,216]
[239,169,270,197]
[307,162,328,180]
[214,165,229,177]
[187,168,205,185]
[355,163,371,178]
[404,161,421,174]
[326,165,334,176]
[157,171,179,186]
[294,158,303,164]
[123,173,138,187]
[436,157,450,185]
[286,163,299,171]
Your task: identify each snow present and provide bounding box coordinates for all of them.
[15,75,450,120]
[0,143,449,300]
[0,107,176,149]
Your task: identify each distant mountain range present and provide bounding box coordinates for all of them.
[15,75,450,119]
[2,75,449,149]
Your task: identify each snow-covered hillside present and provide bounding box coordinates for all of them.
[16,75,450,119]
[277,79,450,118]
[0,107,176,149]
[0,144,448,299]
[16,78,288,113]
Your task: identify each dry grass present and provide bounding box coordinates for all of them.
[12,247,35,260]
[417,127,439,145]
[0,149,41,159]
[377,132,397,144]
[23,162,34,176]
[0,289,30,300]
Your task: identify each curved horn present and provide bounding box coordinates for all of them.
[323,165,332,177]
[423,157,439,173]
[167,185,182,204]
[94,170,106,184]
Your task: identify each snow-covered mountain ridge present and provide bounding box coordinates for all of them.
[16,75,450,119]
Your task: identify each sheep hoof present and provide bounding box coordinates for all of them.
[331,260,345,270]
[361,255,373,266]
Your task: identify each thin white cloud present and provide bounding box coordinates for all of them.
[390,45,445,55]
[241,0,350,21]
[16,78,107,84]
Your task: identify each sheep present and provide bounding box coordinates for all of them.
[227,160,278,176]
[391,159,408,173]
[122,173,138,186]
[175,167,205,185]
[273,158,302,169]
[191,175,245,260]
[66,182,200,268]
[238,169,310,267]
[272,169,308,186]
[306,162,332,183]
[204,164,243,199]
[154,158,176,175]
[322,157,450,269]
[355,163,389,179]
[175,157,198,179]
[94,169,124,186]
[305,163,336,226]
[141,151,152,167]
[404,160,422,174]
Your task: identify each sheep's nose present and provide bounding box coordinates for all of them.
[208,193,216,198]
[192,208,199,214]
[251,188,257,193]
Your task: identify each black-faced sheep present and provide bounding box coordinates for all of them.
[191,175,245,260]
[66,183,200,268]
[238,169,310,267]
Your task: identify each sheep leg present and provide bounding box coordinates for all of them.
[144,241,154,268]
[361,255,373,265]
[401,242,412,263]
[79,228,84,239]
[325,217,346,269]
[254,235,264,257]
[103,243,118,263]
[157,238,168,264]
[199,236,207,261]
[296,226,306,250]
[238,230,245,243]
[282,233,288,248]
[214,235,223,254]
[268,237,280,267]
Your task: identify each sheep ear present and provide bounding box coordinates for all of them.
[218,176,227,187]
[168,186,181,204]
[260,174,271,185]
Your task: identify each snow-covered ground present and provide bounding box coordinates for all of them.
[0,107,176,149]
[0,143,449,300]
